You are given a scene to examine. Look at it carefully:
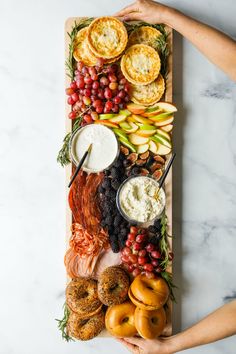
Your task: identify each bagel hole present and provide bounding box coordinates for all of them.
[122,317,129,324]
[151,317,158,325]
[80,319,89,326]
[79,291,89,299]
[147,286,153,290]
[109,284,119,292]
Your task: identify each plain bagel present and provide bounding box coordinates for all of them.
[105,301,137,337]
[134,306,166,339]
[129,274,169,310]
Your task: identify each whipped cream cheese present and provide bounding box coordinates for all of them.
[70,124,118,173]
[118,176,165,223]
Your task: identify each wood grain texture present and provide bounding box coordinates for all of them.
[64,17,173,337]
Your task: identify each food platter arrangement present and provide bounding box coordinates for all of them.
[56,16,177,342]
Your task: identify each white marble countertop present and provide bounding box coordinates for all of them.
[0,0,235,353]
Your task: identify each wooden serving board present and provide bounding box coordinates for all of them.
[64,17,173,337]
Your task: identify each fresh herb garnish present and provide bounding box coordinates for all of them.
[159,213,172,270]
[56,303,74,342]
[57,115,83,167]
[161,270,177,303]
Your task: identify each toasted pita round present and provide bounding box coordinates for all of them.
[130,74,165,106]
[121,44,161,85]
[73,28,97,66]
[87,17,128,59]
[128,26,162,49]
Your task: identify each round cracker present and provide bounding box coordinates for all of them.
[128,26,162,49]
[121,44,161,85]
[130,74,165,106]
[87,17,128,59]
[73,28,97,66]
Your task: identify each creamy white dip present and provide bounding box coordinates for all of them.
[70,124,118,173]
[118,176,165,223]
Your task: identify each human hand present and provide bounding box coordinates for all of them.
[117,336,172,354]
[114,0,173,24]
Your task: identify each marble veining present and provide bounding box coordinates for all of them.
[0,0,235,353]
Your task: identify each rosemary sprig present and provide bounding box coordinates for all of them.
[55,303,74,342]
[155,32,169,78]
[65,17,94,79]
[159,213,172,270]
[161,271,177,303]
[57,115,83,167]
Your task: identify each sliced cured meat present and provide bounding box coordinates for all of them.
[65,223,110,278]
[68,170,87,225]
[82,173,104,234]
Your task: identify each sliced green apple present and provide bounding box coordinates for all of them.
[155,143,172,155]
[113,128,129,141]
[149,140,158,154]
[120,121,132,130]
[137,143,149,154]
[132,114,153,125]
[144,102,177,117]
[149,112,173,121]
[127,103,147,115]
[154,116,174,127]
[151,134,172,149]
[110,115,127,123]
[136,129,156,137]
[119,109,131,117]
[161,124,173,133]
[95,120,118,128]
[99,113,117,120]
[121,122,139,134]
[138,124,156,131]
[118,137,137,153]
[129,133,150,145]
[155,101,177,113]
[156,129,171,142]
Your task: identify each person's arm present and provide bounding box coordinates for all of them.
[118,300,236,353]
[115,0,236,81]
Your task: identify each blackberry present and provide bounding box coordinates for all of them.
[102,178,111,189]
[108,225,114,234]
[100,219,106,228]
[110,167,120,178]
[105,215,113,226]
[120,228,127,236]
[149,235,160,246]
[114,159,123,168]
[98,184,105,194]
[108,190,117,201]
[114,214,122,227]
[104,169,110,176]
[111,179,120,191]
[154,219,162,230]
[110,238,120,253]
[105,189,113,197]
[148,225,158,234]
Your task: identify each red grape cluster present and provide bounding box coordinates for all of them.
[121,226,168,279]
[65,58,130,124]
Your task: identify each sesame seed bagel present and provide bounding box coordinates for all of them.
[67,309,105,340]
[98,266,130,306]
[66,278,102,319]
